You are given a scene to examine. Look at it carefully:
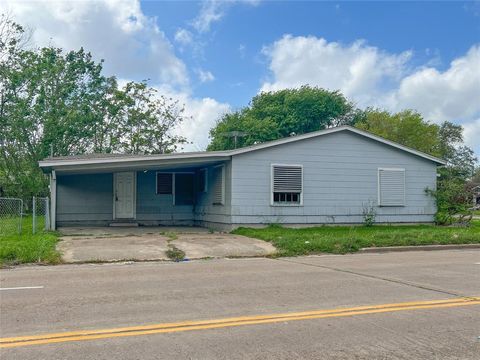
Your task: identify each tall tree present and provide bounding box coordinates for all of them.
[208,86,359,150]
[0,16,187,200]
[113,81,187,154]
[355,109,441,156]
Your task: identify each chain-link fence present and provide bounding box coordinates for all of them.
[32,196,50,234]
[0,197,23,236]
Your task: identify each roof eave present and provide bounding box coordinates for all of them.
[38,154,232,174]
[229,126,447,165]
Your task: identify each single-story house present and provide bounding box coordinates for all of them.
[39,126,446,231]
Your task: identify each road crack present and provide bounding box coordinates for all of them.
[275,257,471,298]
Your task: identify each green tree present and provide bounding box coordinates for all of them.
[208,86,358,150]
[438,121,477,178]
[113,81,187,154]
[355,109,441,156]
[0,16,187,200]
[355,109,477,176]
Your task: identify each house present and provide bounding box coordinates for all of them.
[39,126,446,231]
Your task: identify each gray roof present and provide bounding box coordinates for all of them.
[39,126,446,173]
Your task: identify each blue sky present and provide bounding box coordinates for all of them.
[144,1,480,107]
[2,0,480,153]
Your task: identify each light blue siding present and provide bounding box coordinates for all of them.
[230,131,437,225]
[55,130,439,228]
[136,171,194,225]
[194,162,233,227]
[57,173,113,226]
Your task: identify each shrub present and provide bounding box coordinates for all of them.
[362,201,377,227]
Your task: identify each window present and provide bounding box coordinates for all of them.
[156,173,172,194]
[175,173,194,205]
[212,165,225,205]
[378,168,405,206]
[271,165,303,205]
[197,168,207,193]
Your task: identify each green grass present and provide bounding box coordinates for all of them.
[473,210,480,216]
[0,216,61,266]
[233,221,480,256]
[166,246,186,261]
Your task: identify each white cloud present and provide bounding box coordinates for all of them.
[261,35,412,105]
[464,119,480,153]
[1,0,232,150]
[191,0,225,33]
[1,0,188,87]
[389,45,480,123]
[238,44,246,58]
[174,28,193,46]
[196,68,215,83]
[153,86,230,151]
[190,0,260,34]
[261,35,480,154]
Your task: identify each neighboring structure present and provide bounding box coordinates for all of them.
[473,186,480,209]
[39,126,446,230]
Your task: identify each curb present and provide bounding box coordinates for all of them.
[359,243,480,253]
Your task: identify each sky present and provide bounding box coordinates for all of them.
[1,0,480,155]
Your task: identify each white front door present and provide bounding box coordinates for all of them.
[114,172,136,219]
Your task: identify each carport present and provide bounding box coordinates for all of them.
[39,152,233,230]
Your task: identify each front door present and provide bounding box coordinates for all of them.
[114,172,136,219]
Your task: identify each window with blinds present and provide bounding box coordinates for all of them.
[212,166,224,205]
[378,168,405,206]
[271,165,303,205]
[156,173,173,194]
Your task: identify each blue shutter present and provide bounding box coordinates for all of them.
[379,169,405,206]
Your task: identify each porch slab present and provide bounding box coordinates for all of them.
[57,227,276,263]
[58,226,209,237]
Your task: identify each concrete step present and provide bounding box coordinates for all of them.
[109,222,139,227]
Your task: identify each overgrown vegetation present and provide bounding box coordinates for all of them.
[165,246,186,262]
[0,15,187,202]
[362,201,377,227]
[233,222,480,256]
[162,231,185,261]
[0,216,61,266]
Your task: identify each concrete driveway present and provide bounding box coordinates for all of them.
[57,227,276,263]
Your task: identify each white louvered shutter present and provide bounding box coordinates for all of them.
[378,169,405,206]
[212,166,224,205]
[273,165,303,193]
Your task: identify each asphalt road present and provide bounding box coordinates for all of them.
[1,250,479,359]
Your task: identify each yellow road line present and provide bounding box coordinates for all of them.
[1,297,474,343]
[1,297,479,349]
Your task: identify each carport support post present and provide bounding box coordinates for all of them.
[50,170,56,231]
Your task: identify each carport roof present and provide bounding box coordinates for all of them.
[39,126,446,173]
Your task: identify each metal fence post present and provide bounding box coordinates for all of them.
[19,199,23,234]
[45,198,50,231]
[32,196,36,235]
